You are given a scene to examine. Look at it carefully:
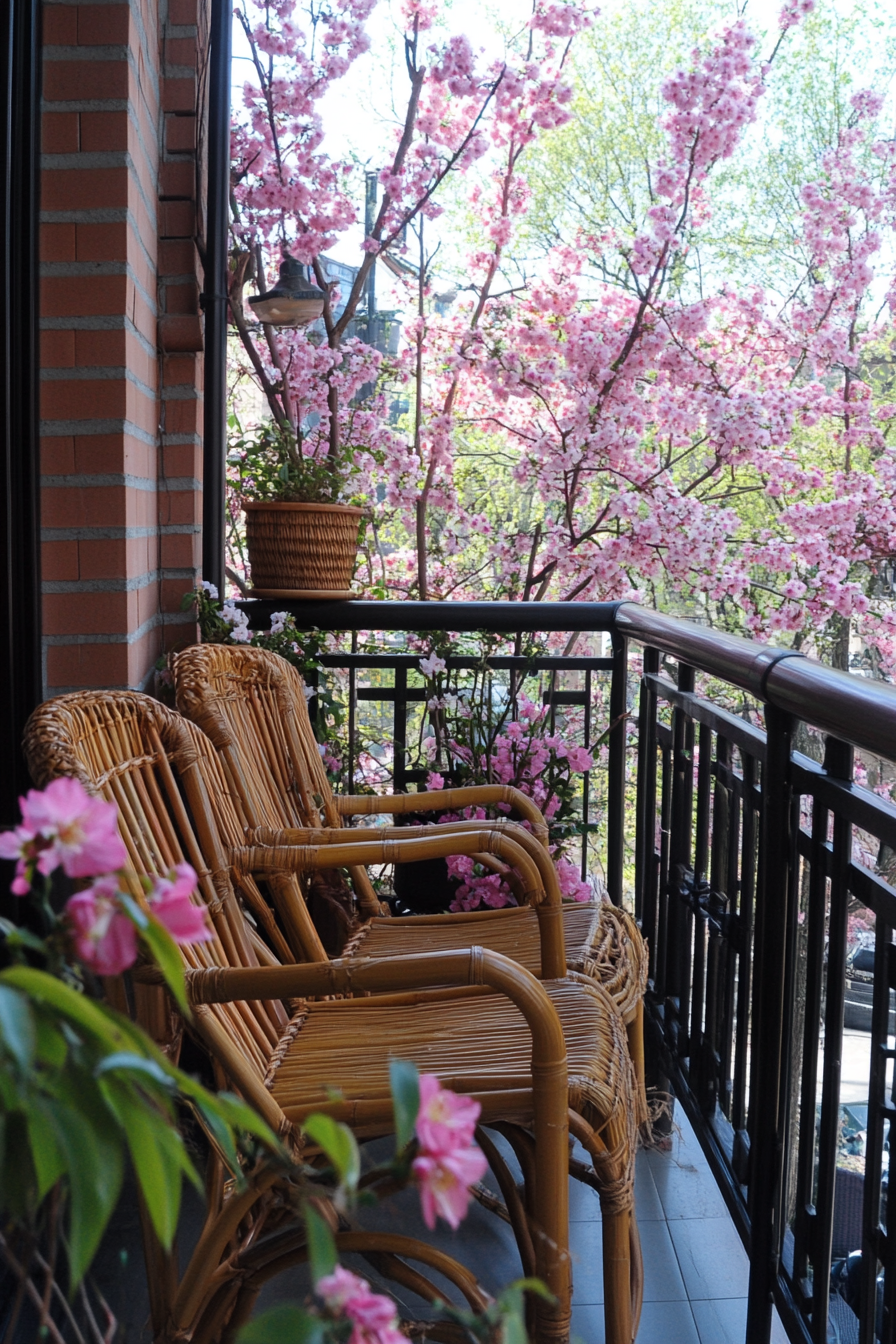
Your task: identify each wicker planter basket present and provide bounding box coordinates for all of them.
[243,500,364,594]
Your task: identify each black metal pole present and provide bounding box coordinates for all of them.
[202,0,232,595]
[606,633,628,903]
[746,703,795,1344]
[0,0,41,827]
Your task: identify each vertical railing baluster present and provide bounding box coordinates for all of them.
[704,735,732,1115]
[732,750,757,1184]
[606,633,628,905]
[720,755,741,1107]
[690,722,712,1107]
[862,917,891,1344]
[656,738,673,1006]
[747,704,796,1344]
[348,630,357,795]
[667,662,695,1060]
[393,663,408,793]
[814,738,852,1344]
[635,646,660,966]
[792,788,828,1322]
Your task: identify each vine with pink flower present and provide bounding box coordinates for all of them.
[406,642,603,911]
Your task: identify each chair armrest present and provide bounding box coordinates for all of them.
[334,786,549,847]
[247,816,537,856]
[231,828,566,978]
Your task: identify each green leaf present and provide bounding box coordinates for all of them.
[113,1085,192,1248]
[303,1201,337,1286]
[0,917,49,955]
[302,1113,360,1193]
[95,1051,177,1092]
[0,967,128,1050]
[500,1302,529,1344]
[389,1057,420,1152]
[237,1304,326,1344]
[175,1077,282,1152]
[34,1014,68,1068]
[53,1089,124,1287]
[501,1278,554,1304]
[25,1096,67,1200]
[0,984,36,1072]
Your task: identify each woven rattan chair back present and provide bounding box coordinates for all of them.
[23,690,295,1130]
[173,643,383,915]
[173,642,336,829]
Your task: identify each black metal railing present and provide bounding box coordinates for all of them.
[244,597,896,1344]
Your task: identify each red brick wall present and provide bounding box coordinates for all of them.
[40,0,208,694]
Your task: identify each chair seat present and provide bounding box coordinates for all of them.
[268,975,634,1163]
[346,903,646,1025]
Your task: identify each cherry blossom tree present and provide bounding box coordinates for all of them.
[228,0,896,673]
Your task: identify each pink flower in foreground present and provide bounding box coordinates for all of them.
[17,778,126,889]
[0,826,40,895]
[412,1145,489,1229]
[317,1266,406,1344]
[147,863,212,944]
[66,876,138,976]
[415,1072,481,1154]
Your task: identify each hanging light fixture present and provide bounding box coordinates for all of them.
[248,257,326,327]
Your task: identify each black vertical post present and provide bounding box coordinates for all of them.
[746,703,795,1344]
[606,634,628,904]
[815,737,852,1342]
[1,0,41,827]
[635,645,660,954]
[202,0,232,595]
[666,662,695,1057]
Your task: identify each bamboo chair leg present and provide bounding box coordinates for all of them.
[601,1210,635,1344]
[530,1073,571,1344]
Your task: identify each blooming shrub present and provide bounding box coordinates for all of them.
[416,653,595,909]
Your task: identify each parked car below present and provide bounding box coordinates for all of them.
[843,945,896,1034]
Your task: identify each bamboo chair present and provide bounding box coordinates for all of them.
[172,643,648,1115]
[24,691,642,1344]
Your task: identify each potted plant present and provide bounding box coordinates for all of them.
[228,418,366,597]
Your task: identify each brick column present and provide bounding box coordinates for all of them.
[39,0,207,696]
[158,0,206,650]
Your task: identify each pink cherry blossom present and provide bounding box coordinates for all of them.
[0,778,127,893]
[415,1072,481,1154]
[225,0,896,697]
[66,876,139,977]
[147,864,212,944]
[411,1144,488,1229]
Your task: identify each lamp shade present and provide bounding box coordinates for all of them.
[248,257,326,327]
